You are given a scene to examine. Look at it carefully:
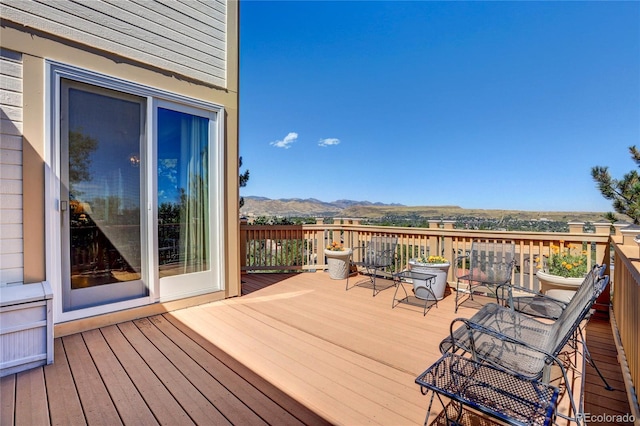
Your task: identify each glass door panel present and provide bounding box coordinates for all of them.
[61,80,148,311]
[157,104,216,300]
[157,108,209,277]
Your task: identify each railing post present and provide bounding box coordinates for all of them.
[315,217,325,267]
[427,220,440,257]
[240,218,248,271]
[613,221,631,237]
[332,218,342,250]
[592,221,613,317]
[343,218,353,252]
[594,221,612,236]
[427,220,440,229]
[442,220,456,283]
[567,221,584,234]
[620,224,640,247]
[351,218,362,263]
[594,221,612,267]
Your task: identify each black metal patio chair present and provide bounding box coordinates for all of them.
[346,236,398,296]
[506,268,614,390]
[454,241,516,312]
[439,264,610,425]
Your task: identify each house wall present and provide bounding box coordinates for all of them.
[0,0,227,88]
[0,48,23,287]
[0,0,240,304]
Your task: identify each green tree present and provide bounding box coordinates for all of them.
[68,129,98,195]
[239,156,250,209]
[591,145,640,224]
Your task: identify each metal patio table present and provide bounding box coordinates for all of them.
[392,270,438,315]
[415,352,559,426]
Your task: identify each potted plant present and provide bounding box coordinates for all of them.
[324,242,352,280]
[535,243,588,292]
[408,255,450,300]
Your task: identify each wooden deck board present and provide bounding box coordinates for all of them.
[1,271,633,425]
[99,324,195,425]
[0,374,16,426]
[116,321,232,425]
[162,314,330,426]
[583,317,635,425]
[43,339,86,426]
[14,367,49,426]
[62,333,122,425]
[148,314,306,426]
[133,316,268,425]
[82,329,158,425]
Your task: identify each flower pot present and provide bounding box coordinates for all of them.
[324,248,352,280]
[408,260,450,300]
[536,270,584,293]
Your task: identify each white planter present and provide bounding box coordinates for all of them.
[324,248,352,280]
[536,270,584,293]
[408,260,450,300]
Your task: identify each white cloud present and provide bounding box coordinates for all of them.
[270,132,299,149]
[318,137,340,147]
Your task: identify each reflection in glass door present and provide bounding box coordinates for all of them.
[157,104,215,300]
[60,80,148,311]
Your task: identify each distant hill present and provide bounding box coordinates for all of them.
[240,196,403,217]
[240,196,609,223]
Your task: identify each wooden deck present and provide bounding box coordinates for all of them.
[1,272,634,425]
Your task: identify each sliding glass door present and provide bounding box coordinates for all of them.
[156,102,217,300]
[60,80,148,311]
[53,66,222,318]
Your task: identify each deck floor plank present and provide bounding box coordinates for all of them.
[172,303,409,425]
[162,314,329,426]
[99,325,195,426]
[62,333,122,425]
[0,373,15,426]
[149,314,312,426]
[14,367,49,426]
[116,321,231,425]
[81,329,158,425]
[169,273,493,425]
[43,339,86,426]
[583,317,635,425]
[133,317,268,425]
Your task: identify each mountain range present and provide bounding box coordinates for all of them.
[239,196,608,222]
[240,196,404,217]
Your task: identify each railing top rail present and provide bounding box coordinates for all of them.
[242,222,611,242]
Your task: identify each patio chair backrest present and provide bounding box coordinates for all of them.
[547,265,608,356]
[363,236,398,267]
[466,241,516,284]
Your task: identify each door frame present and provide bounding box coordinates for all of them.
[45,61,226,323]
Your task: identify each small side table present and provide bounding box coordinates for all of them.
[415,353,559,426]
[392,270,438,315]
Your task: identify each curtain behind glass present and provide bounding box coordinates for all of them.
[180,115,209,274]
[158,108,209,277]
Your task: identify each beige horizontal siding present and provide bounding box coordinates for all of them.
[0,0,227,88]
[0,48,23,286]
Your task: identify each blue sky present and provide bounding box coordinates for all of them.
[239,1,640,213]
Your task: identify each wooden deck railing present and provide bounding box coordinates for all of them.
[610,228,640,418]
[240,218,640,414]
[240,218,612,293]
